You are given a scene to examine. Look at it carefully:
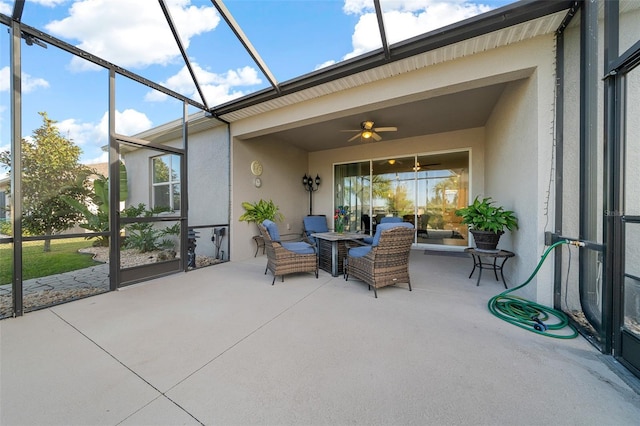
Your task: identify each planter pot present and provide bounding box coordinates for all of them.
[470,230,503,252]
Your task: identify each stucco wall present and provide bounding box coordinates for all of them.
[188,125,230,227]
[231,137,309,261]
[560,16,582,309]
[123,121,230,259]
[485,77,541,301]
[484,36,556,304]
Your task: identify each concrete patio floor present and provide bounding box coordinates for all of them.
[1,250,639,425]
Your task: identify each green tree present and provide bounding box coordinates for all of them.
[385,183,414,216]
[371,174,391,200]
[62,161,128,247]
[0,112,93,252]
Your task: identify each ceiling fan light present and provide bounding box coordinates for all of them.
[362,120,374,130]
[362,130,373,139]
[388,159,396,165]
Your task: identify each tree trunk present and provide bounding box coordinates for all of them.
[43,232,52,252]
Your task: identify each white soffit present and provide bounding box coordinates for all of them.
[219,10,567,123]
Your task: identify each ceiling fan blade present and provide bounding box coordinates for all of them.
[347,133,362,142]
[373,127,397,132]
[340,129,362,132]
[371,132,382,141]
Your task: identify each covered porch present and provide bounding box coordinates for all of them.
[1,250,638,425]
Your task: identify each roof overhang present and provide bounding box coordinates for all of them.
[211,0,577,122]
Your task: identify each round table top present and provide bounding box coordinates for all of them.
[464,247,515,258]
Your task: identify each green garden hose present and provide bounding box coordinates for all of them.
[487,240,579,339]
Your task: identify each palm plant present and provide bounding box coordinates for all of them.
[239,199,284,224]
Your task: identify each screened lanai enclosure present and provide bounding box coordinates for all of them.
[0,0,233,318]
[1,0,640,381]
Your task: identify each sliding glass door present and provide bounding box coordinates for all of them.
[334,150,469,248]
[334,161,371,234]
[415,151,469,247]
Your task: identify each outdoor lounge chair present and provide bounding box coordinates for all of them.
[302,215,329,245]
[259,219,318,285]
[344,222,414,298]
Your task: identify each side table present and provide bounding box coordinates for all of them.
[252,235,265,257]
[464,248,515,288]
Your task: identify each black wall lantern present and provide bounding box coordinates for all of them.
[302,174,321,215]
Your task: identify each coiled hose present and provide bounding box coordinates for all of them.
[487,240,578,339]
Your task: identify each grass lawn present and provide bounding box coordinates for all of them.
[0,238,100,285]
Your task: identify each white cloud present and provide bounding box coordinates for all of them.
[31,0,67,6]
[84,150,108,165]
[53,109,152,163]
[0,0,64,12]
[0,1,11,14]
[56,116,104,148]
[345,12,383,60]
[315,60,337,71]
[342,0,494,60]
[0,67,50,93]
[343,0,371,15]
[145,63,262,106]
[44,0,220,70]
[112,109,153,135]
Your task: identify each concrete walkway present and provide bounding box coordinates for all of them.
[0,263,109,296]
[1,251,639,425]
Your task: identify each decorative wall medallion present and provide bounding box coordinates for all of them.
[251,160,263,176]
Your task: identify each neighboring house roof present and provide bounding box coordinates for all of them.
[87,162,109,178]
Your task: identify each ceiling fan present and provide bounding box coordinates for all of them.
[341,120,397,142]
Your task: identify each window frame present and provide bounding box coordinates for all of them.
[151,154,181,212]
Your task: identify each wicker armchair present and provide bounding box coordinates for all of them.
[259,220,318,285]
[344,222,414,298]
[302,215,329,246]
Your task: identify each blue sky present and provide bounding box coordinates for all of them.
[0,0,515,170]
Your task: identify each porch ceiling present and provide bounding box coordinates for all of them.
[241,81,508,152]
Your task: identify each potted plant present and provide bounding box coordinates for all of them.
[455,196,518,251]
[239,199,284,226]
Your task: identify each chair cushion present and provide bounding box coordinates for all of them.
[372,222,414,246]
[362,237,374,245]
[262,219,280,242]
[303,215,329,235]
[348,245,372,258]
[281,241,316,254]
